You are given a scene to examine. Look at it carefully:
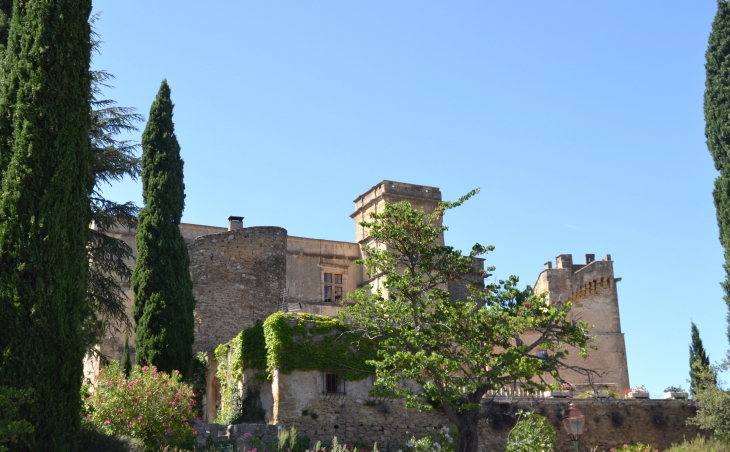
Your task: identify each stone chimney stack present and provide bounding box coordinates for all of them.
[227,216,244,231]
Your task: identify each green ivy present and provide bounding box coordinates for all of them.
[215,313,376,422]
[263,312,376,381]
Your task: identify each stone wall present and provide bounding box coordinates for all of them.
[189,227,287,352]
[276,398,702,452]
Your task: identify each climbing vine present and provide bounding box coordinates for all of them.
[215,313,377,422]
[263,312,376,381]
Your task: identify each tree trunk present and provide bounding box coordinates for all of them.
[454,408,480,452]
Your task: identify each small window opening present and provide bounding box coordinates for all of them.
[323,371,346,394]
[323,273,344,302]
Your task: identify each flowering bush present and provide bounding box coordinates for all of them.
[401,426,455,452]
[610,442,658,452]
[560,382,575,390]
[623,385,648,395]
[86,362,196,450]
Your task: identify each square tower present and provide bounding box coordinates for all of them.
[350,180,443,247]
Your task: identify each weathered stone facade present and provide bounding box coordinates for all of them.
[189,227,287,352]
[533,254,630,392]
[91,180,632,402]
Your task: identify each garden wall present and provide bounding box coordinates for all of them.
[276,398,703,452]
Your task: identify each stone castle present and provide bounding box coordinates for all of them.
[92,180,630,392]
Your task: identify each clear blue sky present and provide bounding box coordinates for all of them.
[93,0,720,397]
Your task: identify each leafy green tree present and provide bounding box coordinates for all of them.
[341,190,594,452]
[689,364,730,443]
[0,0,93,450]
[505,411,556,452]
[706,0,730,343]
[690,322,713,396]
[132,80,196,378]
[85,60,143,356]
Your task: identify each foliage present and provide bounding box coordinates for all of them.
[665,386,686,393]
[278,426,311,452]
[0,0,93,450]
[132,80,196,379]
[307,437,379,452]
[665,436,730,452]
[706,0,730,343]
[402,426,456,452]
[123,332,133,377]
[504,411,556,452]
[78,418,143,452]
[86,362,197,451]
[263,312,376,380]
[339,190,594,452]
[188,352,208,418]
[691,322,714,395]
[688,363,730,443]
[0,386,34,452]
[575,389,620,399]
[215,314,375,422]
[609,443,657,452]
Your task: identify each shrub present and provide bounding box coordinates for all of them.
[665,436,730,451]
[86,362,196,451]
[610,443,657,452]
[0,386,34,452]
[504,411,556,452]
[403,426,456,452]
[77,418,143,452]
[308,437,379,452]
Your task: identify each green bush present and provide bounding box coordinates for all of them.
[0,386,34,452]
[665,436,730,452]
[504,411,556,452]
[77,418,143,452]
[610,443,656,452]
[86,362,196,451]
[403,426,456,452]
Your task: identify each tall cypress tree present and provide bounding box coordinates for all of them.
[132,80,196,378]
[690,322,713,395]
[0,0,92,451]
[706,0,730,343]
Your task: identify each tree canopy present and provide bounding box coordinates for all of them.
[341,190,593,452]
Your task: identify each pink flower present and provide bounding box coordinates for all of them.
[147,392,151,396]
[163,423,167,427]
[104,420,111,425]
[141,366,148,372]
[138,416,143,421]
[166,428,172,434]
[86,414,91,418]
[117,408,122,413]
[244,433,252,439]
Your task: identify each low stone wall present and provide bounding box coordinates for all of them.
[196,422,279,450]
[277,397,704,452]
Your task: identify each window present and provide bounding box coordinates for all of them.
[323,371,345,394]
[323,273,343,302]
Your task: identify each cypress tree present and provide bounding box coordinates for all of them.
[132,80,196,378]
[690,322,713,395]
[0,0,92,451]
[706,0,730,343]
[122,331,133,377]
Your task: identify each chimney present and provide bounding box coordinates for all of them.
[228,216,244,231]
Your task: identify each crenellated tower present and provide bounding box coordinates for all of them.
[534,253,630,391]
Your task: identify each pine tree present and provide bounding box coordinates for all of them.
[122,331,133,377]
[690,322,713,395]
[132,80,196,379]
[0,1,92,451]
[706,0,730,343]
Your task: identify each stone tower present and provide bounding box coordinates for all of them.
[351,180,443,246]
[534,254,630,391]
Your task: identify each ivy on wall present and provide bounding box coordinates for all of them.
[214,312,377,422]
